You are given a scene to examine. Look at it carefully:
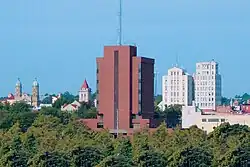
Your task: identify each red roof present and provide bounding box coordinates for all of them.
[7,93,15,100]
[81,79,89,89]
[71,104,77,108]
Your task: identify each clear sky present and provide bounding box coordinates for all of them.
[0,0,249,97]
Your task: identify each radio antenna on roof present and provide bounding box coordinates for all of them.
[118,0,122,45]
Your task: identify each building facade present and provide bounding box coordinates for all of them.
[0,78,36,106]
[83,45,159,135]
[182,105,250,133]
[162,67,194,110]
[194,60,222,110]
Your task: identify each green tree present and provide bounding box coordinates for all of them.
[154,95,162,105]
[41,95,52,104]
[113,137,132,158]
[168,146,212,167]
[10,102,31,113]
[97,155,133,167]
[0,135,28,167]
[164,105,182,128]
[28,152,69,167]
[70,146,103,167]
[136,150,167,167]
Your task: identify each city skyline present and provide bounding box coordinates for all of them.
[1,1,250,97]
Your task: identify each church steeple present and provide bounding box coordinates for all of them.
[15,78,22,98]
[31,78,40,107]
[79,79,91,103]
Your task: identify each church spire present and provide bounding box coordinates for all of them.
[81,79,89,89]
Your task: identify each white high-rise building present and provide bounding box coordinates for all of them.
[194,60,222,110]
[162,67,194,110]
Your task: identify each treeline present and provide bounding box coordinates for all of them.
[0,102,250,166]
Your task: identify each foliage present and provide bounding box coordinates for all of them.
[97,155,133,167]
[0,103,250,166]
[155,105,182,128]
[221,97,230,106]
[52,91,75,109]
[0,102,37,131]
[70,146,103,167]
[154,95,162,105]
[41,95,52,104]
[75,103,97,119]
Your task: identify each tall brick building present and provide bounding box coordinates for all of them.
[83,45,159,135]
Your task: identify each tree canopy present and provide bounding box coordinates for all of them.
[0,102,250,166]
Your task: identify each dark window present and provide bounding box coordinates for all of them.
[96,90,99,94]
[97,80,99,83]
[221,119,225,122]
[97,123,103,128]
[131,114,136,119]
[208,119,219,122]
[96,69,99,73]
[202,119,206,122]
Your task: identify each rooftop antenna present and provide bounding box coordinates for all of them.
[118,0,122,45]
[175,52,179,67]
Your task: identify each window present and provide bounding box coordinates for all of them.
[132,114,136,119]
[133,124,140,129]
[208,119,219,122]
[202,119,207,122]
[96,69,99,73]
[97,123,103,128]
[97,80,99,83]
[221,119,225,122]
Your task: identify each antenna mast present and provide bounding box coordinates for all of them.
[118,0,122,45]
[175,52,179,67]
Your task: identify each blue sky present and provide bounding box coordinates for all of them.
[0,0,249,97]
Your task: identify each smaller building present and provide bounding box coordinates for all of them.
[194,60,222,110]
[182,105,250,133]
[241,104,250,113]
[162,67,194,110]
[61,100,81,112]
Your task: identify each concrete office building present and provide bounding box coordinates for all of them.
[162,67,194,110]
[194,60,222,110]
[182,105,250,133]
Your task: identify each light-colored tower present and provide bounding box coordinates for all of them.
[31,78,40,107]
[79,79,91,103]
[194,60,222,110]
[162,67,194,110]
[15,78,22,99]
